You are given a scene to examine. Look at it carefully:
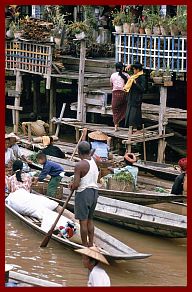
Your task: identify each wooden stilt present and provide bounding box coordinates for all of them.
[157,86,167,163]
[14,71,22,134]
[127,126,133,153]
[142,124,147,162]
[49,77,57,134]
[77,39,86,122]
[55,103,66,138]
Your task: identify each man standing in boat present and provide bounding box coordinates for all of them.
[70,141,99,247]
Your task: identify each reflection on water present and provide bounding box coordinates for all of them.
[5,203,187,287]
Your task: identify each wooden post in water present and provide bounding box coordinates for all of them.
[14,71,22,134]
[157,86,167,163]
[49,77,57,134]
[77,39,86,122]
[127,126,133,153]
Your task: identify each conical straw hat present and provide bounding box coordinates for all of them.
[7,132,20,141]
[88,131,108,141]
[42,136,50,147]
[75,246,109,265]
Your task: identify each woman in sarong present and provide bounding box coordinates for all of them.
[110,62,129,131]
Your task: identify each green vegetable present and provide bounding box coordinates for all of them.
[113,171,134,184]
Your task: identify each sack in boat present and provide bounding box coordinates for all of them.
[6,189,58,220]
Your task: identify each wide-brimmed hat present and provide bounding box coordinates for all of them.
[88,131,108,141]
[42,136,50,147]
[75,246,109,265]
[6,132,20,141]
[5,264,13,272]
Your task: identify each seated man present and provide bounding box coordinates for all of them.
[34,152,64,197]
[8,132,32,164]
[22,112,49,137]
[42,136,65,159]
[82,128,111,161]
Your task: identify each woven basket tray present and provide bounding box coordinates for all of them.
[107,177,135,192]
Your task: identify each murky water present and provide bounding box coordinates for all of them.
[5,202,187,287]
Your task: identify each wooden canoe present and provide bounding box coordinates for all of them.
[5,200,151,261]
[7,271,65,287]
[59,192,187,238]
[133,160,180,181]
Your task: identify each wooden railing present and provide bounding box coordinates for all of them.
[115,33,187,72]
[5,40,53,89]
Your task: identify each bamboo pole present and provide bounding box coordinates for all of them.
[77,39,86,122]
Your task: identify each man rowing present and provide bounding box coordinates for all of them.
[70,141,99,247]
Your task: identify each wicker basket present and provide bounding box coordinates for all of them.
[107,177,135,192]
[32,182,63,199]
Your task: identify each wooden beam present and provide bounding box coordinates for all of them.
[55,103,66,138]
[77,39,86,122]
[49,77,57,134]
[6,105,23,111]
[157,86,167,163]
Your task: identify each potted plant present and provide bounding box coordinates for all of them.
[112,12,123,33]
[159,17,170,36]
[168,16,179,36]
[152,14,161,35]
[163,66,172,82]
[134,21,140,34]
[145,20,153,35]
[69,21,89,39]
[178,14,187,36]
[121,12,132,33]
[150,68,163,84]
[9,21,23,39]
[139,21,146,34]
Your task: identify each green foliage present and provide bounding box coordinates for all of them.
[68,21,89,34]
[150,68,163,78]
[29,152,38,164]
[113,171,134,184]
[112,11,123,26]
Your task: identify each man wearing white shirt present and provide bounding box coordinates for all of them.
[76,246,111,287]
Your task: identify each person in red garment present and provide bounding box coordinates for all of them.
[69,141,99,247]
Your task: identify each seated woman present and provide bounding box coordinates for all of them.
[171,158,187,195]
[22,112,49,137]
[6,160,34,193]
[5,136,16,176]
[82,128,111,161]
[42,136,65,159]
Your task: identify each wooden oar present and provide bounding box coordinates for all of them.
[40,190,74,248]
[70,132,84,161]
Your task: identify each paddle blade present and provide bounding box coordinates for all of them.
[40,231,52,248]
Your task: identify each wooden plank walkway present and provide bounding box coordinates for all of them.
[51,119,174,145]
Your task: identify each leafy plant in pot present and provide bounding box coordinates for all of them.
[139,21,146,34]
[152,14,161,35]
[150,68,163,84]
[121,11,132,33]
[112,12,123,33]
[177,13,187,36]
[159,17,170,36]
[68,21,89,40]
[163,66,172,82]
[168,16,179,36]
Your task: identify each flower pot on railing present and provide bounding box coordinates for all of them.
[14,31,22,39]
[145,28,152,35]
[160,26,169,36]
[134,24,139,34]
[170,24,179,36]
[130,23,135,33]
[153,26,161,36]
[163,76,172,82]
[123,23,131,34]
[6,29,14,38]
[153,76,163,84]
[115,25,123,34]
[54,37,61,46]
[139,28,145,34]
[75,31,86,40]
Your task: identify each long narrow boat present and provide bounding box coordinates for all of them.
[133,160,180,181]
[20,147,185,205]
[59,192,187,238]
[7,271,65,287]
[5,199,151,261]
